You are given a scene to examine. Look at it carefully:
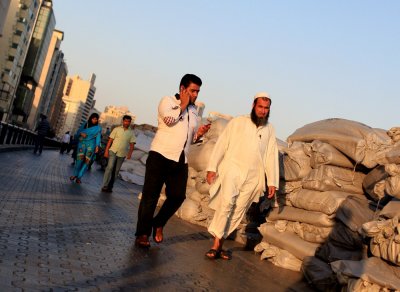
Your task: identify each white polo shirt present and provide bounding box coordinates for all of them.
[151,94,198,162]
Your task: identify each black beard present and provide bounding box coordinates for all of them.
[251,108,269,127]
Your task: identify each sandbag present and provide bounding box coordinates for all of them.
[301,256,339,292]
[258,223,320,260]
[254,241,302,271]
[362,165,388,201]
[267,206,336,227]
[304,140,354,169]
[315,241,365,263]
[384,164,400,199]
[331,257,400,290]
[175,198,201,220]
[287,118,393,168]
[288,189,350,215]
[286,221,332,244]
[346,278,387,292]
[362,217,400,266]
[302,165,366,194]
[281,142,312,181]
[379,198,400,219]
[188,141,216,172]
[328,221,364,250]
[335,195,376,232]
[374,144,400,165]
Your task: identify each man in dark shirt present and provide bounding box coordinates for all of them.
[34,114,51,155]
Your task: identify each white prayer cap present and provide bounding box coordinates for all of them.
[254,92,270,99]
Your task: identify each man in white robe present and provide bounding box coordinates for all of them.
[205,92,279,260]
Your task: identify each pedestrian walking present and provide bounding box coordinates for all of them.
[69,113,102,184]
[33,114,51,155]
[60,131,71,154]
[205,92,279,260]
[135,74,210,247]
[101,115,136,192]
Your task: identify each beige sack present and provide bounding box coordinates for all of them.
[288,189,351,215]
[281,142,312,181]
[304,140,354,169]
[302,165,366,194]
[331,257,400,290]
[258,223,320,260]
[267,206,336,227]
[287,118,393,168]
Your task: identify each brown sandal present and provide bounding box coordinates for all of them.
[135,235,150,248]
[205,249,220,260]
[219,250,232,260]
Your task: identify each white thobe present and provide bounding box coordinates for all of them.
[206,115,279,239]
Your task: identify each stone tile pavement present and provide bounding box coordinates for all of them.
[0,149,315,291]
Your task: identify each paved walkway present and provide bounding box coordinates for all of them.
[0,149,314,291]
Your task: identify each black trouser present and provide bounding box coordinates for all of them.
[135,151,188,237]
[34,135,45,154]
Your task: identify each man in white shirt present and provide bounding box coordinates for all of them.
[101,115,136,192]
[135,74,210,247]
[60,131,71,154]
[205,92,280,260]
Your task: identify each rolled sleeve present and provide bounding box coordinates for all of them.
[159,96,182,126]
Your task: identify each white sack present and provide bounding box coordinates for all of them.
[302,165,366,194]
[362,217,400,266]
[258,223,320,260]
[175,198,201,221]
[254,241,302,271]
[287,118,393,168]
[120,159,146,177]
[286,221,332,244]
[267,206,336,227]
[304,140,354,169]
[384,164,400,199]
[331,257,400,290]
[379,198,400,219]
[362,165,388,201]
[281,142,312,181]
[288,189,351,215]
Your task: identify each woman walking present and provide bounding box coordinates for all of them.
[69,113,102,184]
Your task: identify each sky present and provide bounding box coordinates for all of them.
[53,1,399,140]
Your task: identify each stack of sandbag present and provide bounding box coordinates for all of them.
[327,199,400,291]
[256,118,387,278]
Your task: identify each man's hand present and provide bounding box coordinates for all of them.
[95,146,99,154]
[126,154,132,160]
[206,171,217,185]
[267,186,276,199]
[197,124,211,138]
[180,87,190,111]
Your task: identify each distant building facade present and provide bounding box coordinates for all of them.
[12,0,56,126]
[0,0,41,122]
[27,29,66,130]
[58,74,97,136]
[99,105,136,131]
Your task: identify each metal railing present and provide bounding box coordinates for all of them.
[0,121,60,148]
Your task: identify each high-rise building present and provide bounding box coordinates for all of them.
[13,0,56,125]
[99,105,136,129]
[60,74,97,135]
[0,0,40,122]
[0,0,12,37]
[26,29,65,130]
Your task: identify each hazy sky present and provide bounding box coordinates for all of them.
[53,1,399,140]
